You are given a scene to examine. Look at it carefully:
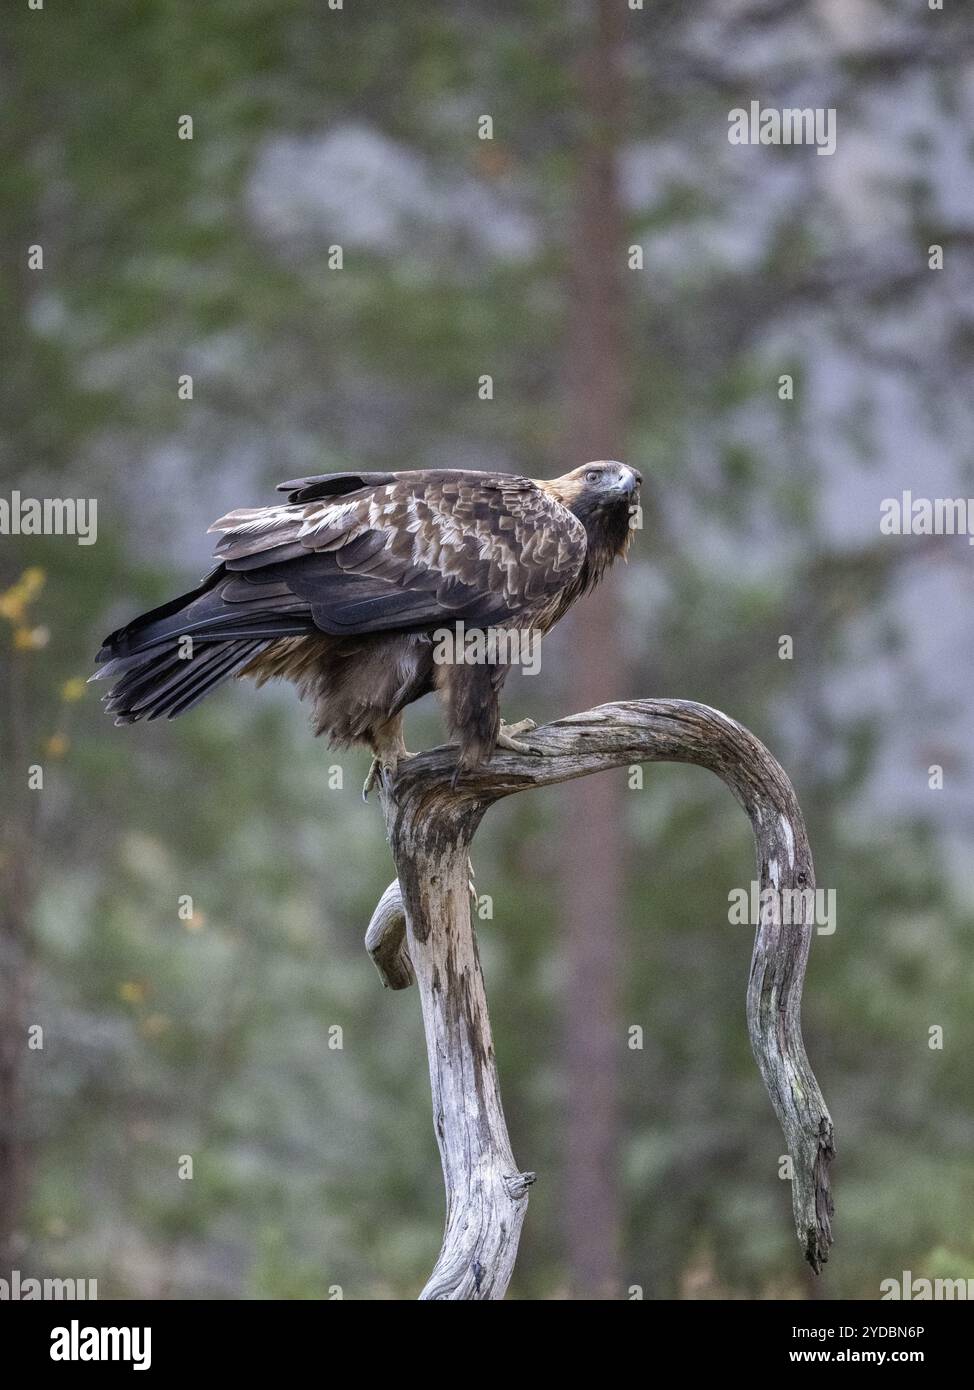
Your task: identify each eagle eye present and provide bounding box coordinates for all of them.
[584,469,601,484]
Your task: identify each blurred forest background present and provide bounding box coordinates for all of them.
[2,0,973,1300]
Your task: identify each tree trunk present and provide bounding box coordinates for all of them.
[559,0,629,1298]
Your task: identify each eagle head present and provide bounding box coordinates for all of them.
[542,459,641,566]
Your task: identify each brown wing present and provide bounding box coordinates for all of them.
[206,469,586,635]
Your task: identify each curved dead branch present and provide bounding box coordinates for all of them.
[366,697,834,1299]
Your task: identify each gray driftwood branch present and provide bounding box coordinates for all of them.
[365,698,834,1299]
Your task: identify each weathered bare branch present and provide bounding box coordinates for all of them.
[366,697,834,1297]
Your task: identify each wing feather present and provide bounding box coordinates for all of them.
[206,470,585,637]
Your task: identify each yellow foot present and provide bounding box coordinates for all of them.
[362,758,381,800]
[362,750,415,801]
[496,718,543,756]
[449,721,545,789]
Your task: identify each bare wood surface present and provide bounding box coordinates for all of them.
[364,880,414,991]
[366,697,834,1298]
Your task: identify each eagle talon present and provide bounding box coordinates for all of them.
[495,718,545,756]
[362,758,381,801]
[500,718,536,737]
[495,730,542,756]
[362,747,415,801]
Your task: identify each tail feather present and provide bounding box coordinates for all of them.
[93,563,315,723]
[100,639,269,723]
[104,640,229,714]
[165,639,269,718]
[165,658,254,719]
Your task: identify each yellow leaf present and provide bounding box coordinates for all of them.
[0,592,25,623]
[20,566,45,596]
[14,625,49,650]
[0,568,46,623]
[118,981,146,1005]
[61,677,87,702]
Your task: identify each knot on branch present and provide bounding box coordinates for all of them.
[503,1170,537,1201]
[364,881,411,989]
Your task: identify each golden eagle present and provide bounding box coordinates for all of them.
[94,461,640,786]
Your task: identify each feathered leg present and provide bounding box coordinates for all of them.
[441,663,503,772]
[441,663,551,779]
